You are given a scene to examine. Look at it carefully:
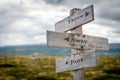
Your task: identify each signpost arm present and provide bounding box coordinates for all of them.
[70,8,84,80]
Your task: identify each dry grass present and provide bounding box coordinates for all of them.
[0,55,120,80]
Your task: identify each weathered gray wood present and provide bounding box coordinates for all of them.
[55,5,94,32]
[47,5,108,80]
[71,26,85,80]
[47,31,109,50]
[73,69,84,80]
[56,49,98,73]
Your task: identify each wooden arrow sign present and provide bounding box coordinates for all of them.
[56,50,98,73]
[55,5,94,32]
[47,31,109,50]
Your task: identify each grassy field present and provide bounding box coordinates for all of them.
[0,55,120,80]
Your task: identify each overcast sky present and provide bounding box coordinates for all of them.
[0,0,120,46]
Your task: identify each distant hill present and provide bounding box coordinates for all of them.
[0,44,71,56]
[0,43,120,56]
[96,43,120,56]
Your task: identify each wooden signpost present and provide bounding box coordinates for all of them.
[56,49,98,73]
[47,5,109,80]
[55,5,94,32]
[47,31,109,50]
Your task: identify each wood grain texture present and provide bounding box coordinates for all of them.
[71,26,85,80]
[73,69,84,80]
[47,31,109,50]
[56,49,98,73]
[55,5,94,32]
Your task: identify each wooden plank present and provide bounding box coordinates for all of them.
[56,49,98,73]
[55,5,94,32]
[47,31,109,50]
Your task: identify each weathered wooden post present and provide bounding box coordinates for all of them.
[70,8,85,80]
[47,5,109,80]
